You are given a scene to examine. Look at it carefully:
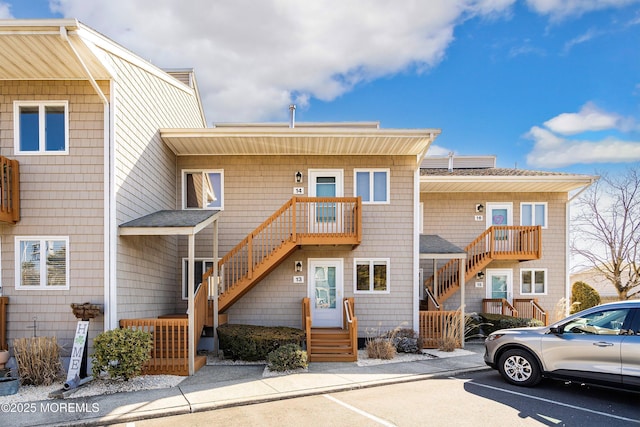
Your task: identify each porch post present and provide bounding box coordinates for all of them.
[432,259,438,299]
[459,255,466,348]
[212,219,219,354]
[188,233,195,376]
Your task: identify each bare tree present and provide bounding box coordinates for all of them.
[571,165,640,300]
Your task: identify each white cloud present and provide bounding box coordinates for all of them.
[543,102,634,135]
[525,0,640,21]
[424,145,452,156]
[526,104,640,167]
[0,2,13,18]
[48,0,519,123]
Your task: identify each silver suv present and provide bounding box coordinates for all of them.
[484,300,640,389]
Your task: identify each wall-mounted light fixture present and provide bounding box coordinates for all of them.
[294,261,303,272]
[475,203,484,213]
[477,271,485,280]
[295,171,303,183]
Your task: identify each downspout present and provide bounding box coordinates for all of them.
[564,177,598,317]
[62,27,116,330]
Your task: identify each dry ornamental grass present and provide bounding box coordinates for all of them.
[13,336,63,386]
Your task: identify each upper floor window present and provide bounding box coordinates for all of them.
[14,101,69,155]
[521,268,546,295]
[521,202,547,228]
[15,237,69,290]
[354,258,390,293]
[355,169,389,203]
[183,170,223,210]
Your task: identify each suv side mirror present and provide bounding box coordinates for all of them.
[549,325,564,335]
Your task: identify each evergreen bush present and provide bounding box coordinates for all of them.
[570,281,601,314]
[266,343,308,372]
[217,324,305,361]
[91,328,152,381]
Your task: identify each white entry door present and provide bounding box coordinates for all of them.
[308,169,344,231]
[486,269,513,302]
[308,259,343,327]
[486,202,513,246]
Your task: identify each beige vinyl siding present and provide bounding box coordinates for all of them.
[0,80,106,352]
[176,155,417,335]
[421,192,567,314]
[101,52,205,320]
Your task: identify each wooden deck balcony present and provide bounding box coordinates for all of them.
[0,156,19,224]
[214,197,362,312]
[424,226,542,307]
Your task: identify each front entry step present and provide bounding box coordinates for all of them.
[308,328,357,362]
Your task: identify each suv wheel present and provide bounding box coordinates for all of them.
[498,349,542,387]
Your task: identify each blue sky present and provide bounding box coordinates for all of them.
[2,0,639,175]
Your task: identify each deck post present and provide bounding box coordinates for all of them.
[459,254,466,348]
[213,219,219,354]
[188,233,195,376]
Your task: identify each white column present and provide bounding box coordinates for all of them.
[213,219,219,354]
[188,233,195,376]
[459,256,466,349]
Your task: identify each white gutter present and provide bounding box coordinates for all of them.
[62,27,117,330]
[564,177,598,317]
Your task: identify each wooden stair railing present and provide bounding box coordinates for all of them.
[0,156,19,224]
[208,197,361,313]
[424,226,541,308]
[304,297,357,362]
[514,298,548,325]
[482,298,519,317]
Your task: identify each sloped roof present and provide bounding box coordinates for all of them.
[119,210,220,236]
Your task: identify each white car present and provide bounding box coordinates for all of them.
[484,300,640,390]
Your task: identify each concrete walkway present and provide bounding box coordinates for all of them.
[3,343,488,426]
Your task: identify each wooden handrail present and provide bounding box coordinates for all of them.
[210,197,361,309]
[482,298,519,317]
[0,297,7,350]
[424,226,542,307]
[302,297,311,354]
[514,298,548,325]
[343,297,357,357]
[0,157,19,224]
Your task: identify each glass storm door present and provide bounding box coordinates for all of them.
[308,170,344,232]
[309,259,343,327]
[486,203,513,245]
[486,269,513,302]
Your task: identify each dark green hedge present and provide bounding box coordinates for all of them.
[217,324,305,361]
[479,313,544,335]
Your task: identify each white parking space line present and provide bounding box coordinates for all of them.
[465,380,640,424]
[323,394,397,427]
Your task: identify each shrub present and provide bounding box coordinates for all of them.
[217,324,305,361]
[266,344,308,372]
[91,328,152,381]
[570,281,601,314]
[479,313,543,335]
[365,337,396,359]
[14,336,63,386]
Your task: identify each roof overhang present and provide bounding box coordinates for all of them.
[160,125,441,158]
[119,210,220,236]
[421,175,597,193]
[0,19,112,80]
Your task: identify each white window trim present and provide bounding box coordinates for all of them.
[520,202,548,229]
[13,100,69,155]
[354,258,391,294]
[520,268,548,295]
[182,169,224,210]
[181,258,214,300]
[15,236,70,290]
[353,168,390,204]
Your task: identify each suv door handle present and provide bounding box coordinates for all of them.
[593,342,614,347]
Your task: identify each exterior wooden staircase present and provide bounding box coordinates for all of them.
[303,297,358,362]
[423,226,542,309]
[206,196,362,313]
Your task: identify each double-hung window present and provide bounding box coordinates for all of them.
[354,259,390,293]
[521,202,547,228]
[183,170,224,209]
[355,169,389,204]
[14,101,69,154]
[16,237,69,290]
[521,268,546,295]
